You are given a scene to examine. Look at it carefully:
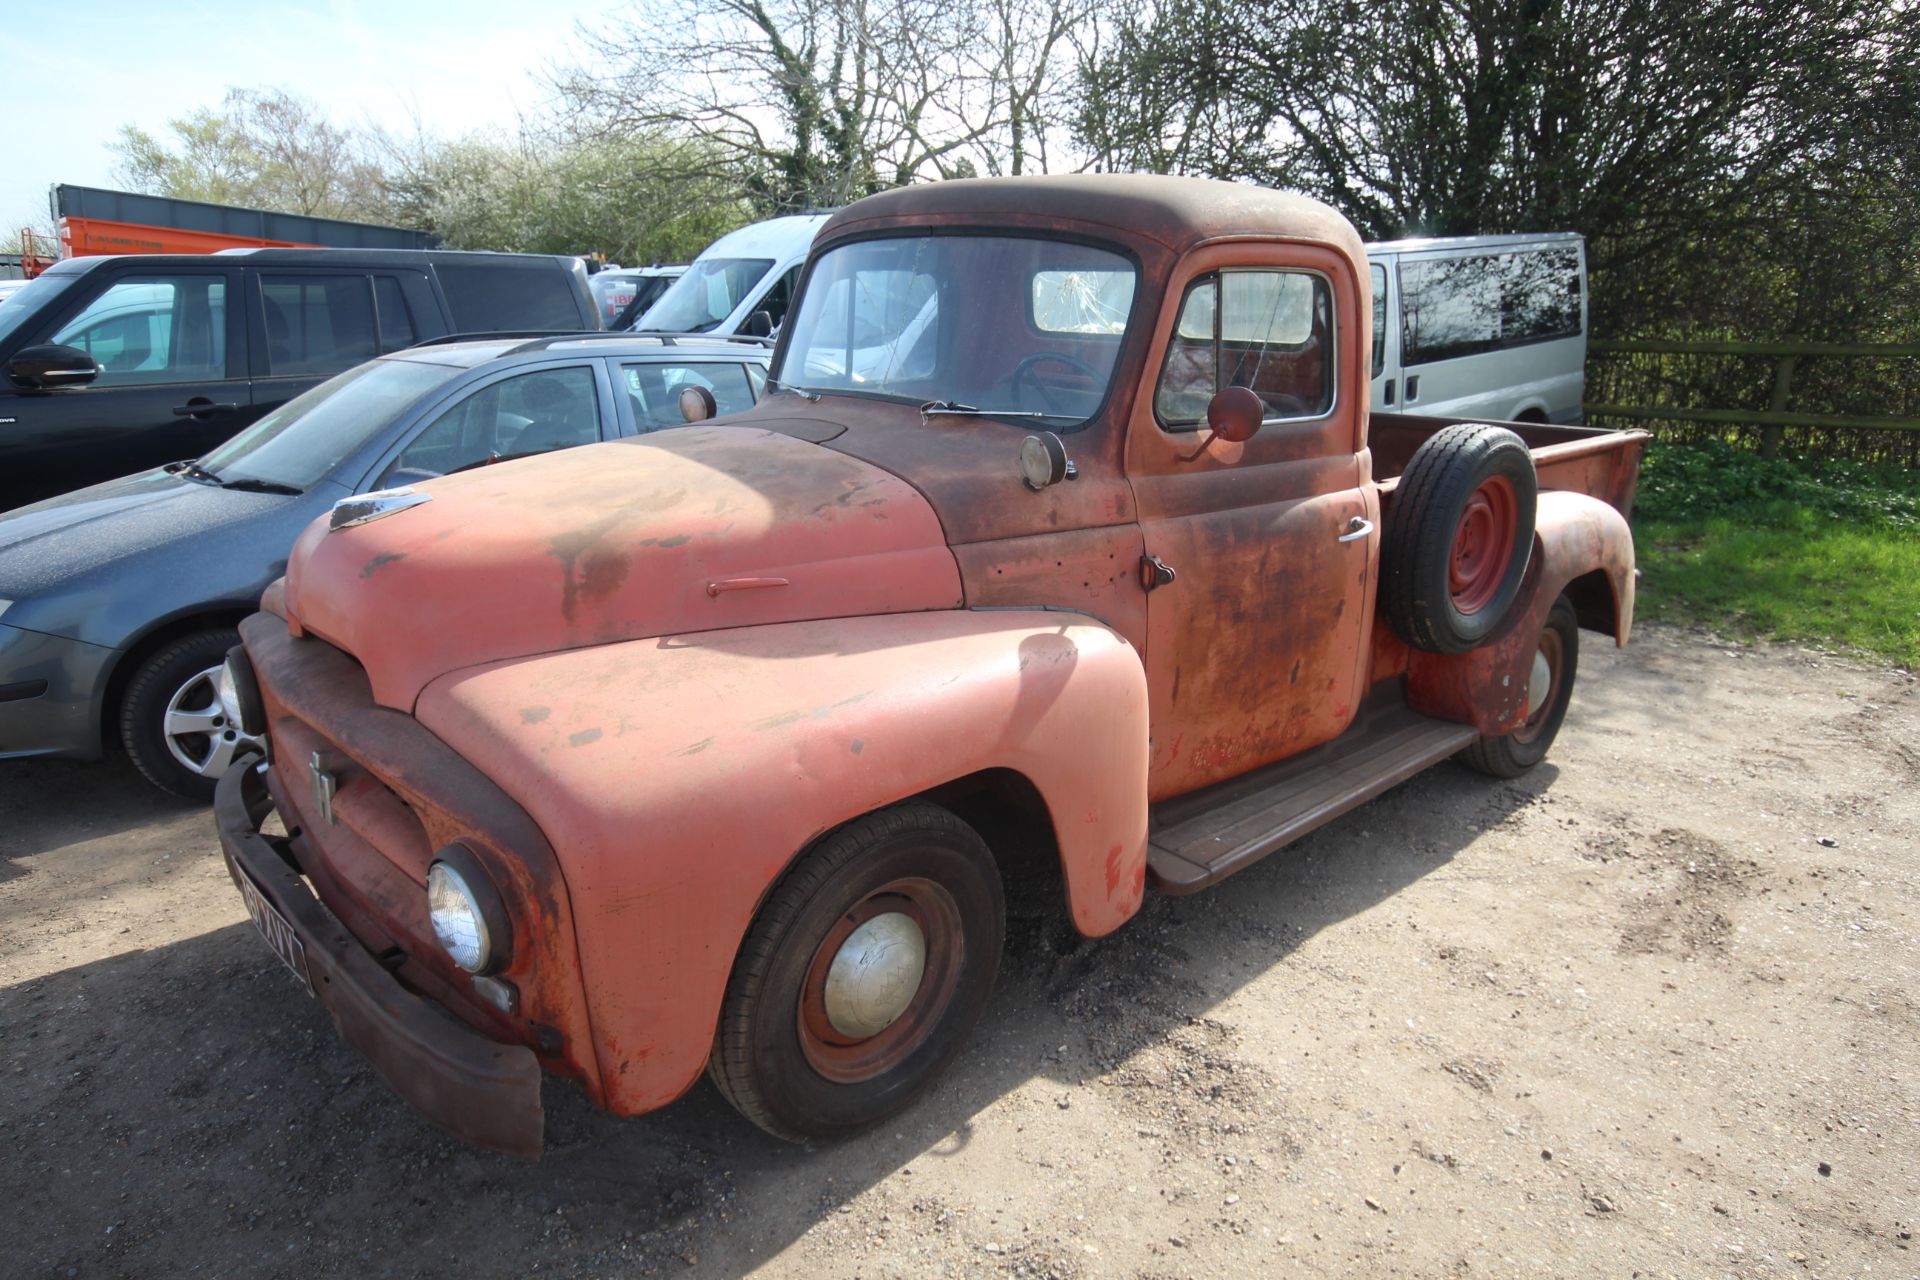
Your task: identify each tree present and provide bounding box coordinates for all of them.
[112,88,400,222]
[556,0,1104,213]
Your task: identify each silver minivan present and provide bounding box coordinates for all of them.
[1367,233,1587,424]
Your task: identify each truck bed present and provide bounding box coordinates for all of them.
[1371,412,1649,517]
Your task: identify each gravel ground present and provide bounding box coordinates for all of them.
[2,624,1915,1279]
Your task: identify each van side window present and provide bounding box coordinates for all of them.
[1400,248,1581,365]
[373,276,416,351]
[48,276,227,385]
[1154,270,1334,429]
[260,275,377,376]
[1370,264,1387,377]
[756,266,803,331]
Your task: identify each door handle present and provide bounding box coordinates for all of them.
[1338,516,1374,543]
[1404,375,1420,402]
[173,399,238,418]
[1382,378,1396,406]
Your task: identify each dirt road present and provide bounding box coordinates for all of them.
[3,625,1915,1279]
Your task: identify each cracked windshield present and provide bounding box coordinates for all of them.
[777,235,1136,427]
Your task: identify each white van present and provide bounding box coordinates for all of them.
[1366,233,1587,424]
[632,214,829,337]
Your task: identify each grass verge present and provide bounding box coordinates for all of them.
[1630,441,1920,668]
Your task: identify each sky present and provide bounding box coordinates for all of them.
[4,0,617,235]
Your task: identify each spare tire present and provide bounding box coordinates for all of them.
[1381,423,1537,655]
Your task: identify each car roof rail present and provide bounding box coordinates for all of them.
[406,329,592,349]
[628,332,778,347]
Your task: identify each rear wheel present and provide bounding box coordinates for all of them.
[1458,596,1580,778]
[119,628,262,801]
[708,801,1005,1142]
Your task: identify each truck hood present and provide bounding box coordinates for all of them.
[284,427,963,709]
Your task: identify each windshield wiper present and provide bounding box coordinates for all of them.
[165,460,223,485]
[218,477,304,495]
[919,400,1081,423]
[767,379,822,402]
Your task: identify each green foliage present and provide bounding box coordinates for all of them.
[1634,442,1920,666]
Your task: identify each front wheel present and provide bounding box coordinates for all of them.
[1457,596,1580,779]
[708,801,1005,1142]
[119,628,263,801]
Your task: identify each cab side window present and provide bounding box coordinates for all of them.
[1154,269,1334,429]
[755,266,802,332]
[48,276,227,385]
[381,365,604,485]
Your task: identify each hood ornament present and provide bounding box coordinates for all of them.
[329,487,433,532]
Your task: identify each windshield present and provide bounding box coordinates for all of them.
[775,235,1136,428]
[0,273,78,347]
[197,357,460,490]
[635,257,774,333]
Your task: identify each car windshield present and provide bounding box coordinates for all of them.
[775,234,1136,428]
[0,273,78,347]
[635,257,774,333]
[196,357,460,490]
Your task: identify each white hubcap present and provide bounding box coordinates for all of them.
[823,912,928,1038]
[162,664,263,778]
[1527,648,1553,719]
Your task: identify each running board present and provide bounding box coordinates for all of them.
[1147,688,1479,894]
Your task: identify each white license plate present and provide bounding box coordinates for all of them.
[237,867,314,996]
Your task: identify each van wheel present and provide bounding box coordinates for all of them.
[1382,423,1538,654]
[708,801,1004,1142]
[120,628,261,802]
[1458,597,1580,778]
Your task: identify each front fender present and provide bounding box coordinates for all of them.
[1407,490,1636,734]
[414,608,1150,1115]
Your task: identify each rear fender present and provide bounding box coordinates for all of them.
[414,608,1150,1115]
[1406,490,1635,734]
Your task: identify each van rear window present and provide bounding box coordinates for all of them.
[436,262,584,332]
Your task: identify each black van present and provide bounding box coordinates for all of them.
[0,249,599,511]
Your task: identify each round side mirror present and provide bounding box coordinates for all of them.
[1019,432,1070,491]
[8,344,100,391]
[1206,386,1264,443]
[678,384,718,423]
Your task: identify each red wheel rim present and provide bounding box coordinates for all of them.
[1449,475,1518,615]
[796,877,964,1084]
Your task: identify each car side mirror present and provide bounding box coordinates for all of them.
[678,385,718,423]
[1206,386,1263,443]
[8,344,100,391]
[741,310,774,338]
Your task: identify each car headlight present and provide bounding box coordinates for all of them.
[426,847,511,975]
[219,646,267,738]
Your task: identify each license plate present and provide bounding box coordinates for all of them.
[236,866,314,996]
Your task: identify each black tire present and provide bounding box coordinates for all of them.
[119,628,253,802]
[1458,596,1580,778]
[708,801,1005,1142]
[1381,423,1538,655]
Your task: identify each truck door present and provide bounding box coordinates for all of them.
[1127,246,1378,801]
[0,264,245,510]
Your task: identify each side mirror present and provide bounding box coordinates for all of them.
[8,344,100,391]
[678,384,718,423]
[1206,386,1263,443]
[741,310,774,338]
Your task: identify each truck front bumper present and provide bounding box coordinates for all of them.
[214,761,545,1158]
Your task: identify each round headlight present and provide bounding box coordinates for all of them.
[428,862,492,974]
[219,646,266,738]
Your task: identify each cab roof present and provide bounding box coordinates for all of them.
[819,174,1365,260]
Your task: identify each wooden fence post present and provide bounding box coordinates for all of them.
[1759,354,1798,460]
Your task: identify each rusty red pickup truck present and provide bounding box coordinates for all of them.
[212,175,1646,1157]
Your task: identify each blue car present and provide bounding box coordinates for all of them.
[0,332,770,798]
